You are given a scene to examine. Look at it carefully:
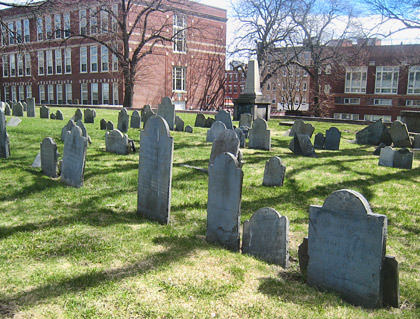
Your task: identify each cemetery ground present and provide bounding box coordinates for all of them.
[0,108,419,319]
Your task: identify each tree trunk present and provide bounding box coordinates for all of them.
[312,69,320,117]
[123,70,134,108]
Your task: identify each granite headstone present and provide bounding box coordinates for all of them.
[105,129,131,155]
[248,118,271,150]
[263,156,286,186]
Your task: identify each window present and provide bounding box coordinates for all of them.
[90,46,98,72]
[17,54,23,76]
[45,15,52,39]
[1,25,7,45]
[4,87,10,101]
[3,55,9,77]
[37,18,43,41]
[16,21,22,43]
[102,83,109,104]
[81,83,88,104]
[334,113,360,120]
[11,86,16,101]
[64,48,71,74]
[65,83,72,104]
[173,14,186,52]
[26,85,32,99]
[172,66,186,91]
[101,10,108,32]
[112,53,118,71]
[364,114,391,123]
[375,66,399,94]
[407,66,420,94]
[101,45,108,72]
[406,99,420,106]
[345,67,367,93]
[325,64,331,74]
[324,84,331,94]
[47,84,54,103]
[25,53,31,76]
[55,14,61,39]
[9,53,15,77]
[90,8,98,34]
[113,82,119,104]
[56,84,63,104]
[23,19,30,42]
[18,85,24,101]
[343,98,360,104]
[373,98,392,106]
[303,82,307,91]
[46,50,53,75]
[64,13,70,38]
[112,4,118,31]
[55,49,62,74]
[80,9,87,35]
[8,22,14,45]
[39,84,46,103]
[38,51,44,75]
[91,83,98,104]
[80,46,87,73]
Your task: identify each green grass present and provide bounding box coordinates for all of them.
[0,108,419,318]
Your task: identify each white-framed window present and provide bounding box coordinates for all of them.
[9,53,15,77]
[4,87,10,101]
[65,83,72,104]
[39,84,46,103]
[23,19,30,42]
[345,66,367,93]
[172,66,186,91]
[26,84,32,99]
[81,83,88,104]
[47,84,54,103]
[1,25,7,45]
[333,113,360,120]
[17,54,23,77]
[45,15,52,39]
[325,64,331,74]
[80,47,87,73]
[55,14,62,39]
[56,84,63,104]
[173,14,186,53]
[373,98,392,106]
[112,53,118,71]
[406,99,420,106]
[324,84,331,94]
[91,83,98,104]
[102,83,109,104]
[55,49,62,74]
[101,10,108,33]
[25,53,31,76]
[90,46,98,72]
[113,82,118,104]
[46,50,53,75]
[79,9,87,35]
[101,45,109,72]
[18,85,24,101]
[343,97,360,104]
[364,114,392,123]
[37,17,43,41]
[375,66,399,94]
[64,12,70,38]
[64,48,71,74]
[8,22,14,45]
[112,4,118,32]
[90,8,98,34]
[407,66,420,94]
[11,86,16,101]
[15,20,22,43]
[38,51,44,75]
[2,55,8,77]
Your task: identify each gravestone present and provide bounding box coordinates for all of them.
[74,108,83,122]
[248,118,271,151]
[130,110,141,129]
[205,117,215,128]
[239,113,253,128]
[31,152,41,168]
[175,115,184,132]
[6,117,21,127]
[61,120,76,142]
[22,101,27,112]
[242,207,289,268]
[234,127,245,148]
[0,109,10,158]
[314,132,325,149]
[84,108,96,123]
[378,146,395,167]
[206,152,243,251]
[373,143,386,156]
[27,98,35,117]
[137,115,173,225]
[60,126,88,188]
[324,127,341,150]
[50,113,56,120]
[106,120,114,131]
[307,189,387,308]
[289,119,314,137]
[185,125,193,133]
[118,108,129,133]
[100,119,107,130]
[76,120,88,139]
[40,137,59,178]
[12,102,24,117]
[263,156,286,186]
[194,113,206,127]
[239,126,249,138]
[40,105,50,119]
[157,97,175,130]
[215,110,233,129]
[393,148,413,169]
[389,120,411,148]
[356,119,391,145]
[4,103,11,115]
[413,134,420,148]
[289,134,315,157]
[141,105,155,128]
[206,121,226,143]
[55,110,63,120]
[209,129,240,166]
[0,102,4,112]
[105,129,131,155]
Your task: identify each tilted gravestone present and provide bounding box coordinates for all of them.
[413,134,420,148]
[60,126,88,188]
[118,108,129,133]
[0,109,10,158]
[74,108,83,122]
[84,108,96,123]
[234,127,245,148]
[61,120,76,142]
[6,117,21,127]
[248,118,271,150]
[55,110,63,120]
[22,101,27,112]
[239,113,253,128]
[209,129,240,167]
[12,102,24,117]
[106,120,114,131]
[207,152,243,251]
[307,189,388,308]
[4,103,11,116]
[314,132,325,149]
[105,129,131,155]
[215,109,233,129]
[289,134,315,157]
[194,113,206,127]
[137,115,173,225]
[263,156,286,186]
[175,115,184,132]
[356,119,391,145]
[130,110,141,129]
[205,117,215,128]
[100,119,107,130]
[157,97,175,130]
[27,98,35,117]
[242,207,289,268]
[393,148,413,169]
[379,146,395,167]
[141,105,155,128]
[185,125,193,133]
[31,152,41,168]
[289,119,314,138]
[389,120,411,148]
[40,105,50,119]
[206,121,226,143]
[40,137,59,178]
[50,113,56,120]
[324,127,341,150]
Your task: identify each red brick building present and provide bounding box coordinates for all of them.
[224,67,245,107]
[0,0,226,109]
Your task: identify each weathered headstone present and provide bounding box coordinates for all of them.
[239,113,253,129]
[356,119,391,145]
[31,152,41,168]
[141,105,155,128]
[314,132,325,149]
[215,109,233,129]
[0,109,10,158]
[175,115,184,132]
[61,119,76,142]
[185,125,193,133]
[6,117,21,127]
[50,113,56,120]
[242,207,289,268]
[106,120,114,131]
[100,119,107,130]
[324,127,341,150]
[307,189,388,308]
[84,108,96,123]
[12,102,24,117]
[157,97,175,130]
[413,134,420,149]
[393,148,413,169]
[40,105,50,119]
[389,120,411,148]
[22,101,27,112]
[40,137,59,177]
[118,107,129,133]
[373,143,386,156]
[378,146,395,167]
[4,103,11,116]
[137,115,173,224]
[130,110,141,129]
[248,118,271,150]
[105,129,131,155]
[206,152,243,251]
[289,134,315,157]
[382,256,400,308]
[209,129,240,166]
[263,156,286,186]
[55,110,63,120]
[194,113,206,127]
[206,121,226,143]
[289,119,314,137]
[60,126,88,187]
[74,108,83,122]
[27,98,35,117]
[234,127,245,148]
[205,117,215,128]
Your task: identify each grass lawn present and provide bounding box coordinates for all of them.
[0,107,419,318]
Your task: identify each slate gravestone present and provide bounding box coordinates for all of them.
[239,113,253,128]
[185,125,193,133]
[215,109,233,129]
[307,189,387,308]
[22,101,27,112]
[55,110,63,120]
[100,119,107,130]
[242,207,289,268]
[373,143,386,156]
[239,126,249,138]
[6,117,21,127]
[50,113,56,120]
[141,105,155,128]
[74,109,83,122]
[106,120,114,131]
[324,127,341,150]
[413,134,420,148]
[31,152,41,168]
[234,127,245,148]
[379,146,395,167]
[61,120,76,142]
[393,148,413,169]
[130,110,141,129]
[389,120,411,147]
[314,132,325,149]
[206,121,226,142]
[157,97,175,130]
[207,152,243,251]
[137,115,173,225]
[205,117,215,128]
[4,103,11,116]
[84,108,96,123]
[289,134,315,157]
[175,115,184,132]
[209,129,240,166]
[40,137,59,178]
[118,108,129,133]
[61,126,88,188]
[40,105,50,119]
[105,129,131,155]
[289,119,315,137]
[356,119,390,145]
[76,120,89,140]
[13,102,24,117]
[248,118,271,150]
[263,156,286,186]
[27,98,35,117]
[0,109,10,158]
[194,113,206,127]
